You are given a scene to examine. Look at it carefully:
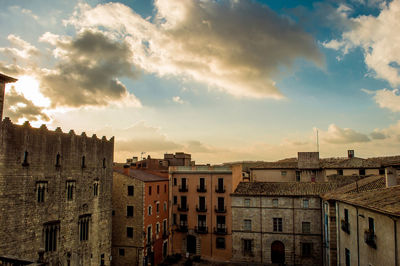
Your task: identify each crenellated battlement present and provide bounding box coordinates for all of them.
[0,116,114,175]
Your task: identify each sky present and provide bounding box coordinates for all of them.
[1,0,400,164]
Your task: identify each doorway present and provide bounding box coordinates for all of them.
[271,240,285,264]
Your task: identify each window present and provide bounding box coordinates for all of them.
[173,214,177,225]
[337,169,343,175]
[148,205,152,216]
[79,215,90,241]
[102,158,106,168]
[173,196,177,205]
[369,217,375,233]
[163,219,167,235]
[217,216,226,232]
[164,184,167,192]
[173,178,177,186]
[66,181,75,201]
[244,199,250,207]
[379,168,385,175]
[244,219,252,231]
[243,239,253,255]
[272,199,278,207]
[93,181,99,196]
[301,243,312,257]
[302,222,311,233]
[156,223,160,234]
[44,222,59,252]
[180,196,187,209]
[156,202,160,213]
[281,171,287,176]
[22,150,29,166]
[164,202,167,211]
[216,237,225,249]
[273,218,283,232]
[359,169,366,176]
[345,248,350,266]
[217,178,224,191]
[157,185,160,194]
[126,206,133,217]
[55,153,61,167]
[217,197,224,211]
[128,185,134,196]
[119,248,125,256]
[81,156,86,168]
[149,186,152,195]
[127,227,133,238]
[296,171,301,181]
[198,215,206,227]
[303,199,309,208]
[199,196,206,210]
[100,254,105,266]
[147,225,152,244]
[344,209,349,223]
[36,181,47,203]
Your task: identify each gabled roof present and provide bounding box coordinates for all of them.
[232,181,343,196]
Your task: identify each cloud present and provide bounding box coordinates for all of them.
[3,86,50,123]
[38,29,141,108]
[321,124,370,144]
[172,96,184,104]
[66,0,322,99]
[370,130,386,139]
[324,0,400,86]
[0,34,39,59]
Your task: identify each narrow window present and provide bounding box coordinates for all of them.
[66,181,75,201]
[36,182,47,203]
[164,202,167,211]
[302,222,311,233]
[303,199,309,208]
[273,218,283,232]
[100,254,105,266]
[79,215,90,241]
[244,199,250,207]
[173,196,177,205]
[22,151,29,166]
[296,171,301,181]
[81,156,86,168]
[128,185,134,196]
[93,182,99,196]
[301,243,312,257]
[345,248,350,266]
[149,186,152,195]
[173,214,177,225]
[119,248,125,256]
[272,199,278,207]
[157,185,160,194]
[102,158,106,168]
[44,222,59,252]
[127,206,134,217]
[243,239,253,255]
[156,202,160,213]
[148,205,152,216]
[369,217,375,233]
[164,184,167,192]
[173,178,177,186]
[55,153,61,167]
[156,223,160,234]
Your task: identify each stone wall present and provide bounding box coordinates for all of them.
[0,118,114,265]
[231,195,323,265]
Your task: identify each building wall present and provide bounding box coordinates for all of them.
[112,172,144,266]
[231,195,323,266]
[143,180,169,266]
[324,168,380,177]
[0,81,5,121]
[170,166,240,262]
[336,202,400,266]
[251,169,297,182]
[322,200,337,266]
[0,119,114,265]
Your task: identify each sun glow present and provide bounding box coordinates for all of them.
[5,75,51,108]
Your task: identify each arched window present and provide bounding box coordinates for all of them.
[55,153,61,167]
[22,151,29,166]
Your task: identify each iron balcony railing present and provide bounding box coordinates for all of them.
[195,226,208,234]
[215,185,226,193]
[179,185,188,192]
[215,205,227,213]
[197,185,207,193]
[196,205,207,212]
[214,226,227,235]
[177,204,189,212]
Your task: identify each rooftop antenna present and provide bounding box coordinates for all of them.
[316,129,320,153]
[140,151,146,160]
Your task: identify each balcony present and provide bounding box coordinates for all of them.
[162,231,170,239]
[197,185,207,193]
[364,230,377,249]
[176,223,188,232]
[215,205,226,213]
[341,220,350,234]
[214,226,227,235]
[195,226,208,234]
[215,185,226,193]
[178,204,189,212]
[179,185,188,192]
[196,205,207,212]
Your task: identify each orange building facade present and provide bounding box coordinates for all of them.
[169,165,242,262]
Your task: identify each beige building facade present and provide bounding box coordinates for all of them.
[169,165,242,262]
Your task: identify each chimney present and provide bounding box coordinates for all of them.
[385,167,398,188]
[123,164,130,175]
[348,150,354,159]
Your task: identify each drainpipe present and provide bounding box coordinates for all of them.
[319,198,323,265]
[356,207,360,266]
[260,196,263,264]
[394,219,398,266]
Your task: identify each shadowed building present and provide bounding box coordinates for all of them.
[0,73,114,265]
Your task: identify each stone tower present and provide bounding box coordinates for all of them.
[0,73,17,121]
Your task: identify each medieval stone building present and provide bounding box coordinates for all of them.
[0,73,114,265]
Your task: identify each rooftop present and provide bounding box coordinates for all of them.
[0,73,17,83]
[232,181,344,196]
[114,168,168,182]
